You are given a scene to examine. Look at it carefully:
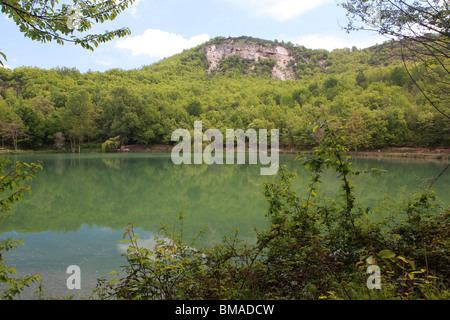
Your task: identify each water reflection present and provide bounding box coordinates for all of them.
[0,153,448,299]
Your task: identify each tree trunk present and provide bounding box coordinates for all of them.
[70,138,75,153]
[13,134,18,152]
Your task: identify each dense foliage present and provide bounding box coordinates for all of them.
[1,36,448,153]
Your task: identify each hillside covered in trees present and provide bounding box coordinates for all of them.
[0,36,448,153]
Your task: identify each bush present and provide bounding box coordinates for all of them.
[0,156,43,300]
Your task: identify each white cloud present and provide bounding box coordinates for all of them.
[116,29,210,58]
[226,0,332,21]
[1,64,12,70]
[290,34,383,51]
[128,0,145,16]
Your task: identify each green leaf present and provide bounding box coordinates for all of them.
[378,249,396,259]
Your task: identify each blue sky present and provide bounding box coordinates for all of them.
[1,0,387,72]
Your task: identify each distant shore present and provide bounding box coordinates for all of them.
[1,145,449,160]
[347,147,450,160]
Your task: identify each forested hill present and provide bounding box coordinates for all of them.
[0,36,448,152]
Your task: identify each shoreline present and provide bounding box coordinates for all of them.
[1,145,449,160]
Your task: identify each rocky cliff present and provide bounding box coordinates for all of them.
[202,39,296,80]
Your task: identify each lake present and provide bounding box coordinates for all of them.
[0,152,448,299]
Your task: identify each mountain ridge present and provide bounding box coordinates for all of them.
[157,35,403,82]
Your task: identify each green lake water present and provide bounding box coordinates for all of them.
[0,152,448,299]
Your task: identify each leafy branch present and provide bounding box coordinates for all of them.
[0,0,136,64]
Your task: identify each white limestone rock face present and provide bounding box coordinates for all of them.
[203,40,296,80]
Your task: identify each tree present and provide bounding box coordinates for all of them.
[98,87,137,145]
[355,69,368,88]
[343,109,372,150]
[29,95,55,116]
[15,102,46,148]
[0,0,136,65]
[0,116,24,152]
[54,131,65,151]
[186,100,203,117]
[339,0,449,118]
[62,90,94,153]
[0,101,25,151]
